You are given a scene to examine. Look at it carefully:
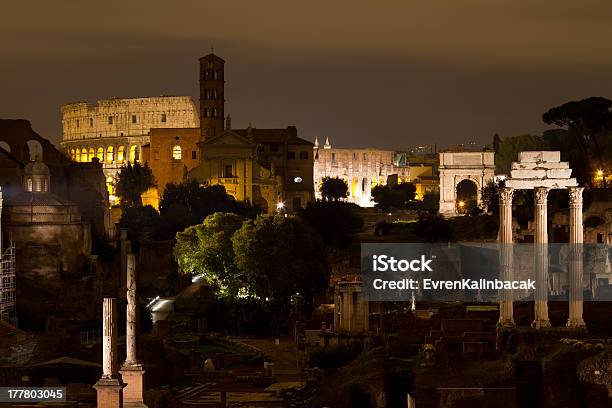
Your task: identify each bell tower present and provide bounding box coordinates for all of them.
[199,52,225,139]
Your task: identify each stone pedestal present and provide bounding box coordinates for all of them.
[532,187,551,329]
[567,187,586,330]
[93,377,124,408]
[119,364,147,407]
[498,187,515,328]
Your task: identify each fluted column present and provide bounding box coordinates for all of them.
[102,298,119,377]
[498,187,515,328]
[567,187,586,329]
[532,187,551,328]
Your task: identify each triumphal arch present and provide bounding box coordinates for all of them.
[438,151,495,216]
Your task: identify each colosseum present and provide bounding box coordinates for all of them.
[60,96,199,200]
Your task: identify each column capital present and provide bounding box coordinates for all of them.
[568,186,584,206]
[499,187,514,205]
[534,187,549,205]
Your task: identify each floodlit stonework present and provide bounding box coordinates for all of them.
[60,96,199,201]
[313,141,436,206]
[438,150,495,216]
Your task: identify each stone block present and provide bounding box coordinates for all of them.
[505,178,578,189]
[510,169,546,179]
[546,169,572,178]
[511,161,569,170]
[518,151,561,163]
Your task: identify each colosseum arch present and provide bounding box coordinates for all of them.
[438,151,495,216]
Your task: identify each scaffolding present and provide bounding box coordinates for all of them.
[0,243,16,325]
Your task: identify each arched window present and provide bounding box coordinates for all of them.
[172,145,182,160]
[88,148,95,162]
[96,147,104,162]
[129,145,139,163]
[74,148,80,162]
[26,178,33,192]
[81,148,88,162]
[117,146,125,164]
[106,146,114,163]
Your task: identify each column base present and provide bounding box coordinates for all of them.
[531,319,551,329]
[93,376,125,408]
[497,318,515,329]
[119,363,147,408]
[566,318,587,330]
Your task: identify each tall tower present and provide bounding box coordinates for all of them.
[199,53,225,139]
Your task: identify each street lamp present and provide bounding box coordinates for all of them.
[276,201,285,212]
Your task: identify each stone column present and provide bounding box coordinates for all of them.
[498,187,515,328]
[120,254,148,407]
[567,187,586,329]
[532,187,551,328]
[94,298,124,408]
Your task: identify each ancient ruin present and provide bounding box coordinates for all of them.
[93,298,124,407]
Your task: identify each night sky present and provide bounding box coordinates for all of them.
[2,1,612,149]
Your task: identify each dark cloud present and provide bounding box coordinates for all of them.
[1,1,612,148]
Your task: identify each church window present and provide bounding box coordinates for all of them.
[287,151,296,160]
[108,116,113,125]
[172,145,182,160]
[161,113,167,122]
[300,151,309,160]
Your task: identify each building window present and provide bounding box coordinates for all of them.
[363,153,367,160]
[204,108,209,118]
[192,150,197,159]
[132,115,137,124]
[353,152,357,160]
[89,118,93,127]
[117,146,125,163]
[172,145,182,160]
[154,150,160,160]
[300,151,309,160]
[269,144,279,153]
[161,113,167,123]
[108,116,113,125]
[26,178,33,192]
[287,151,296,160]
[332,153,336,163]
[76,119,79,128]
[212,108,217,118]
[223,164,233,178]
[292,197,302,211]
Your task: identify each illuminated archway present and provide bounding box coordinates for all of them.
[96,147,104,162]
[106,146,114,163]
[117,146,125,164]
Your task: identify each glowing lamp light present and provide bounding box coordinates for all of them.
[458,201,465,208]
[276,202,285,211]
[596,170,604,177]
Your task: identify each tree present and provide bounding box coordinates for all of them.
[115,162,156,208]
[480,180,503,216]
[421,191,439,214]
[543,97,612,186]
[370,182,417,211]
[232,215,328,303]
[159,180,259,236]
[495,134,548,174]
[119,205,162,251]
[320,177,349,201]
[299,201,364,249]
[174,212,245,297]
